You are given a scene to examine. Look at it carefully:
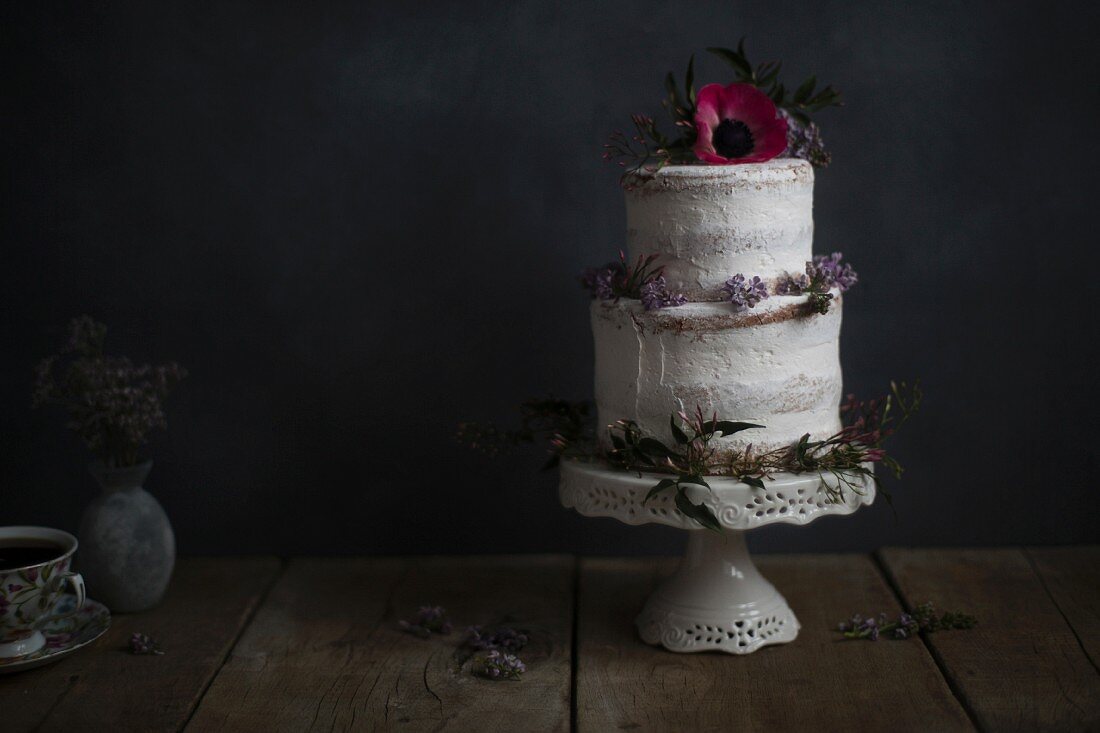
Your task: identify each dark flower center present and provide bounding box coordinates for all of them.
[713,119,754,159]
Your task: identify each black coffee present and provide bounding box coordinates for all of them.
[0,540,65,571]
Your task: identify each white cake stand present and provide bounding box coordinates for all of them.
[560,460,874,654]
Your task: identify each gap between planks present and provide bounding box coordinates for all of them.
[179,557,290,731]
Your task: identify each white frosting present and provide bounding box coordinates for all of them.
[625,160,814,300]
[591,296,843,454]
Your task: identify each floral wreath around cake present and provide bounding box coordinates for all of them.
[458,381,920,531]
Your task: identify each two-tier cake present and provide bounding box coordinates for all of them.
[593,160,841,457]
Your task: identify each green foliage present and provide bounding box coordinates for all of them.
[707,39,842,125]
[608,407,760,531]
[456,398,592,469]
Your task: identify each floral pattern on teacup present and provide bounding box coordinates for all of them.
[0,556,72,639]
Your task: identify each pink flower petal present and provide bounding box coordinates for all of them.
[693,84,724,128]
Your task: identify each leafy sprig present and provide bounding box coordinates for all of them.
[707,39,842,125]
[606,407,762,531]
[837,602,977,641]
[456,398,592,469]
[730,381,922,503]
[580,251,667,301]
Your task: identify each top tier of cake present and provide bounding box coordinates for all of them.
[625,159,813,301]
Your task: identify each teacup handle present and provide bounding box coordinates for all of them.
[62,571,86,611]
[45,571,86,622]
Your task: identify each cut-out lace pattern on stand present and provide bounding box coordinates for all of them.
[561,461,873,531]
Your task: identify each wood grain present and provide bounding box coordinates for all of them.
[1026,546,1100,670]
[185,555,573,732]
[880,547,1100,732]
[575,553,973,732]
[0,557,282,733]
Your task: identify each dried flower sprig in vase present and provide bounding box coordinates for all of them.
[33,316,186,613]
[33,315,187,468]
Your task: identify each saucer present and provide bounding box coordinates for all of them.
[0,594,111,674]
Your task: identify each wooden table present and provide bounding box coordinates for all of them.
[1,548,1097,732]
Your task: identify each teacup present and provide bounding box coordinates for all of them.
[0,526,86,658]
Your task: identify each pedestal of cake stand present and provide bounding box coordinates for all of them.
[634,529,797,653]
[559,459,874,654]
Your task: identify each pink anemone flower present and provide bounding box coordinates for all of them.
[693,83,788,164]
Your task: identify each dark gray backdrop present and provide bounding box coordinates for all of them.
[3,1,1098,556]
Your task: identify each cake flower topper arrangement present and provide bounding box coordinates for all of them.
[604,39,841,180]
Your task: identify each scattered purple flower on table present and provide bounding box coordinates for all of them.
[836,602,976,641]
[472,649,526,680]
[640,276,688,311]
[465,625,529,653]
[722,273,769,311]
[129,632,164,655]
[399,605,453,639]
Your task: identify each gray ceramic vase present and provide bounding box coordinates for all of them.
[78,460,175,613]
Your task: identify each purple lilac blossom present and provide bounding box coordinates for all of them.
[776,273,810,295]
[399,605,453,638]
[809,252,858,292]
[465,625,529,653]
[580,263,620,300]
[722,273,770,311]
[778,109,831,168]
[129,632,164,655]
[640,276,687,311]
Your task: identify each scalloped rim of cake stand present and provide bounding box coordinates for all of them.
[559,459,875,532]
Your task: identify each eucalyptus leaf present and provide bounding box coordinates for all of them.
[675,489,722,532]
[794,75,816,104]
[703,420,764,437]
[686,54,696,107]
[670,415,689,445]
[644,478,679,504]
[740,475,766,490]
[706,46,752,79]
[678,474,711,490]
[638,437,674,457]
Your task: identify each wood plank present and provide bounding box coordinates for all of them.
[576,554,973,732]
[0,557,282,733]
[186,555,573,732]
[880,547,1100,732]
[1026,546,1100,669]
